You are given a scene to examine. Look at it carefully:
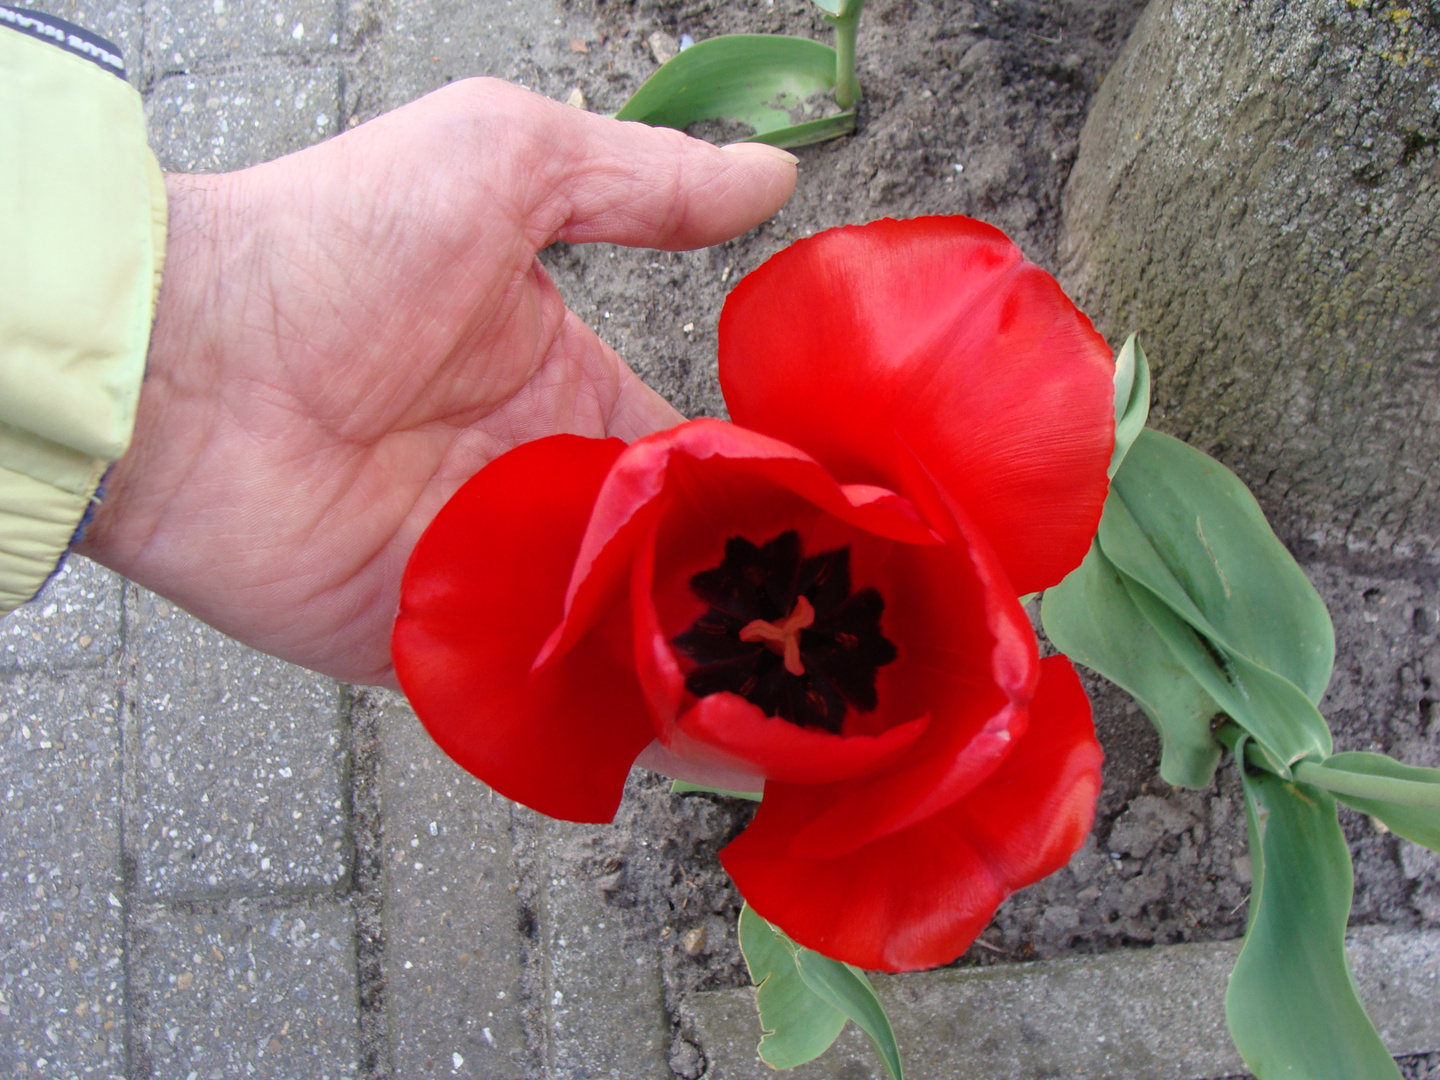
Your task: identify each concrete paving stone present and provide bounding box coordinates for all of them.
[539,816,672,1079]
[364,0,601,116]
[0,667,125,1080]
[367,689,531,1078]
[147,0,338,75]
[132,895,358,1080]
[684,928,1440,1080]
[145,64,341,172]
[131,591,347,898]
[10,0,143,84]
[0,558,121,677]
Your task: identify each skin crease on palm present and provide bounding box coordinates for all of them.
[75,78,799,687]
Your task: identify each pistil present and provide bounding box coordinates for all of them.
[739,595,816,676]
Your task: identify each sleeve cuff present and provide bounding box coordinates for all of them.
[0,19,167,613]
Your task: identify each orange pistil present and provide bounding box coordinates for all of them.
[739,595,816,677]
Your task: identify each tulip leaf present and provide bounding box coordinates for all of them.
[671,779,763,802]
[1100,430,1333,768]
[1117,575,1325,776]
[1226,750,1401,1080]
[1105,430,1334,704]
[1108,334,1150,479]
[791,949,904,1080]
[1042,541,1223,789]
[738,905,904,1080]
[1298,752,1440,852]
[615,35,855,148]
[738,904,846,1069]
[749,111,857,148]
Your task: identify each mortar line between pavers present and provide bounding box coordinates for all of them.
[511,806,553,1078]
[136,0,153,93]
[116,580,153,1080]
[147,50,361,85]
[131,878,360,908]
[345,686,394,1079]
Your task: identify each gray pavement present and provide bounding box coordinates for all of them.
[4,1,1439,1078]
[685,929,1440,1080]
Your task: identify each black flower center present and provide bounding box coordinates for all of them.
[671,530,898,734]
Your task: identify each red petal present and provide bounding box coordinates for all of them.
[634,739,765,794]
[719,216,1114,595]
[667,693,929,785]
[721,656,1103,971]
[393,435,654,823]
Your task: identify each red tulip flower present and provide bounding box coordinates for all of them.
[393,217,1113,972]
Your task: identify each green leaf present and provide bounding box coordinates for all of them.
[1106,430,1334,702]
[1108,334,1150,479]
[1100,429,1334,768]
[615,35,853,148]
[738,906,904,1079]
[1226,757,1401,1080]
[791,952,903,1080]
[1118,573,1328,776]
[1042,541,1223,788]
[1300,752,1440,852]
[746,111,856,149]
[738,905,846,1069]
[671,779,763,801]
[810,0,843,14]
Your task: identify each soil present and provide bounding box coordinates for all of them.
[517,0,1439,1062]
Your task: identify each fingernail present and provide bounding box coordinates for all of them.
[720,142,800,165]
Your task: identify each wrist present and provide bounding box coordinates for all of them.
[74,172,229,572]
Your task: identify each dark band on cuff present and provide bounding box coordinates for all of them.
[0,4,126,79]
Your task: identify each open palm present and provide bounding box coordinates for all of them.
[78,79,797,684]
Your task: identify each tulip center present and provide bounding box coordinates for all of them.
[672,530,897,734]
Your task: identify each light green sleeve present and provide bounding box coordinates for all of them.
[0,26,167,613]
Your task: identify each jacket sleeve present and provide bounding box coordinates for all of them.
[0,7,166,613]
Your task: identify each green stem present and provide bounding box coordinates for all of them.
[1292,760,1440,810]
[827,0,866,109]
[1217,721,1440,810]
[1214,721,1245,757]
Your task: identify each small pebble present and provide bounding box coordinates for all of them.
[648,31,679,65]
[682,926,706,956]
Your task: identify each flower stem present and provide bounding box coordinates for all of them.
[1215,721,1440,810]
[1292,760,1440,810]
[827,0,866,109]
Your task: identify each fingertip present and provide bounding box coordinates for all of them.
[539,111,798,251]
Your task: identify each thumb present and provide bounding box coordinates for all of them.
[503,84,799,250]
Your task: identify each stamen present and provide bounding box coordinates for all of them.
[739,595,816,676]
[671,531,897,733]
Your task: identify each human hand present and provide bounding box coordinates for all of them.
[76,78,797,685]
